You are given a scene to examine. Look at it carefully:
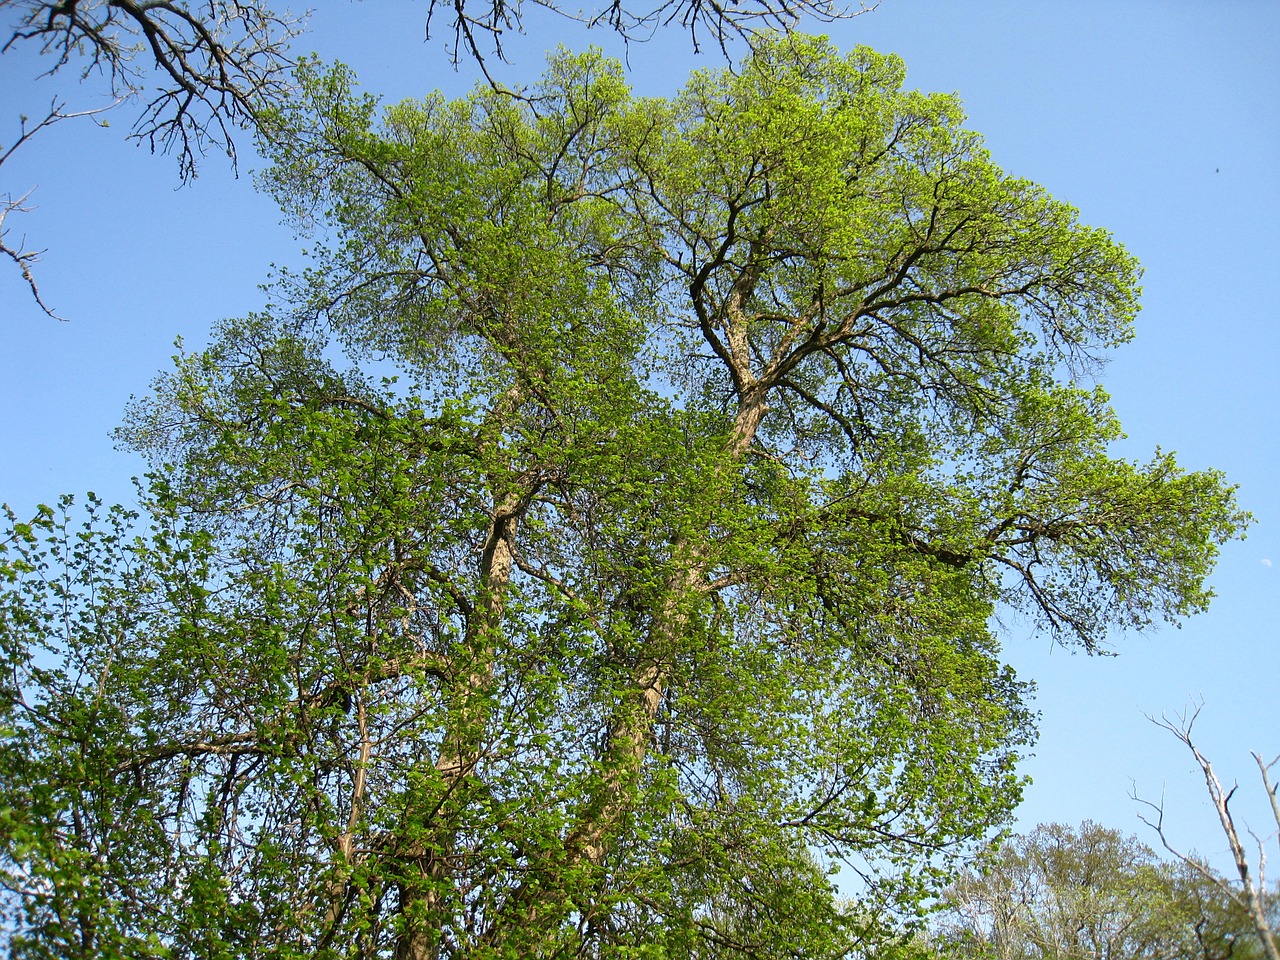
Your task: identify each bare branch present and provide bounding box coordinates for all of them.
[4,1,305,180]
[1,96,124,168]
[1,97,123,319]
[1135,706,1280,960]
[1,187,61,319]
[427,0,880,70]
[1255,751,1280,837]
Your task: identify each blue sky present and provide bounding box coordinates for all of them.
[2,1,1277,877]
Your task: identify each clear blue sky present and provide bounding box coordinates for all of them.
[2,0,1277,878]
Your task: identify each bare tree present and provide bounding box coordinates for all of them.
[1136,704,1280,960]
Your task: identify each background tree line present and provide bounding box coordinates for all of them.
[929,820,1276,960]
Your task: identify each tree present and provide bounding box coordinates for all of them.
[0,36,1247,958]
[1137,707,1280,960]
[932,821,1262,960]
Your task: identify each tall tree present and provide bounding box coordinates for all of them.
[0,37,1246,958]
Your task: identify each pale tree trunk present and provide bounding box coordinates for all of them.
[571,382,770,854]
[317,695,373,951]
[477,381,772,950]
[394,495,522,960]
[1139,708,1280,960]
[473,255,787,951]
[471,260,778,950]
[396,385,530,960]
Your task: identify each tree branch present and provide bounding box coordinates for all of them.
[1,97,123,319]
[1135,706,1280,960]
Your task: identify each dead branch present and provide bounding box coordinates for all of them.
[1134,704,1280,960]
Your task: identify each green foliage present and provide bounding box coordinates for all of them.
[2,36,1246,958]
[931,821,1266,960]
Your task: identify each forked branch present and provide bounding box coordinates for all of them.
[4,0,303,179]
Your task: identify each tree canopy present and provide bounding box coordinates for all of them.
[0,36,1247,959]
[0,0,874,314]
